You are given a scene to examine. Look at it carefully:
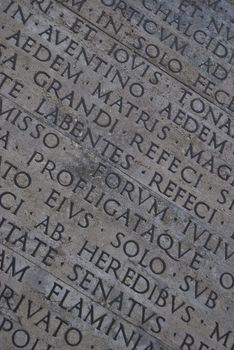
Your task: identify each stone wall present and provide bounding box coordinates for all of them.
[0,0,233,349]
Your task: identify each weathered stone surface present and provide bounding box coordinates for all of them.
[0,0,233,349]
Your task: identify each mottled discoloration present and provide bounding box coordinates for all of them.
[0,0,233,349]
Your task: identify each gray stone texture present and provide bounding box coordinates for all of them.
[0,0,233,349]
